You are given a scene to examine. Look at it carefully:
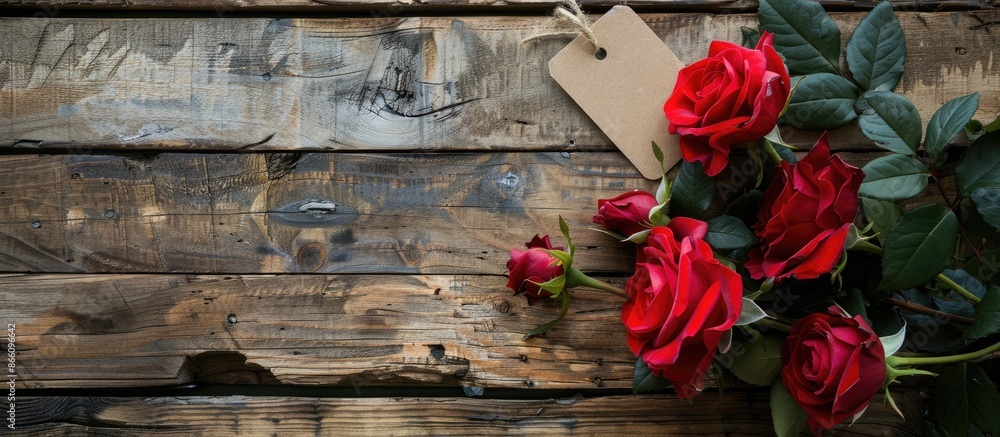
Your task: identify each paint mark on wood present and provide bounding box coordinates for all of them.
[272,199,357,227]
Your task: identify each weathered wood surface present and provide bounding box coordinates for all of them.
[2,11,997,153]
[1,273,636,389]
[8,392,923,436]
[0,151,910,274]
[1,0,996,11]
[0,151,653,274]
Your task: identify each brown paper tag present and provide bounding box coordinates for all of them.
[549,5,684,180]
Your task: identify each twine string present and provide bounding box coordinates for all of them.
[520,0,601,54]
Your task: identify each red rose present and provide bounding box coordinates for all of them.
[506,235,564,305]
[593,190,658,237]
[781,307,886,435]
[746,134,864,281]
[621,223,742,398]
[664,32,791,176]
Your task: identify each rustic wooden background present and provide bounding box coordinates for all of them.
[1,0,997,435]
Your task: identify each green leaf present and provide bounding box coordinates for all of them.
[622,229,651,244]
[669,160,715,219]
[523,291,571,340]
[719,335,782,385]
[966,115,1000,142]
[736,298,769,326]
[633,356,671,394]
[925,93,980,168]
[861,196,904,244]
[971,187,1000,231]
[935,363,1000,437]
[880,204,959,291]
[858,154,930,200]
[857,91,923,155]
[741,26,761,49]
[771,379,809,437]
[705,215,758,250]
[879,322,906,357]
[758,0,841,75]
[781,74,859,130]
[957,131,1000,196]
[964,287,1000,340]
[558,215,574,257]
[846,1,906,92]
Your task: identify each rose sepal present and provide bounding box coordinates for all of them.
[523,291,571,340]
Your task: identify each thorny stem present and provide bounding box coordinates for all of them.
[884,297,975,325]
[887,340,1000,367]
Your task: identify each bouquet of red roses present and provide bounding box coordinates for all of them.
[505,1,1000,435]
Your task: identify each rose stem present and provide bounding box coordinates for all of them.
[887,340,1000,367]
[884,297,975,325]
[849,242,981,305]
[565,268,628,299]
[936,274,981,304]
[752,318,791,333]
[760,138,784,166]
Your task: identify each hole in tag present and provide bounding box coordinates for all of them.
[595,47,607,60]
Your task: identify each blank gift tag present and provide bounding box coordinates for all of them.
[549,5,684,180]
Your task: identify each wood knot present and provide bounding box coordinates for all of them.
[296,243,327,272]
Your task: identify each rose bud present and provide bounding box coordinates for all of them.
[664,31,791,176]
[781,307,886,435]
[746,133,864,282]
[506,235,564,305]
[621,223,742,399]
[593,190,659,237]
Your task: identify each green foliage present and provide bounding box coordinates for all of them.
[857,91,923,155]
[934,363,1000,437]
[971,187,1000,231]
[736,298,769,326]
[523,291,570,340]
[741,26,761,49]
[957,131,1000,197]
[881,204,959,291]
[719,335,781,385]
[781,74,859,130]
[879,323,906,357]
[706,215,757,250]
[846,1,906,92]
[669,160,715,219]
[924,93,980,168]
[861,197,903,244]
[758,0,840,75]
[770,380,808,437]
[965,114,1000,143]
[963,287,1000,340]
[858,154,929,200]
[633,357,671,394]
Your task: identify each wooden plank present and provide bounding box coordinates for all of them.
[2,12,997,152]
[0,0,994,12]
[1,273,638,389]
[0,150,899,275]
[0,151,948,274]
[0,152,651,274]
[7,392,922,436]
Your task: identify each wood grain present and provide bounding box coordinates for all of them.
[0,151,652,274]
[7,391,923,436]
[1,273,638,389]
[2,11,997,152]
[0,0,995,12]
